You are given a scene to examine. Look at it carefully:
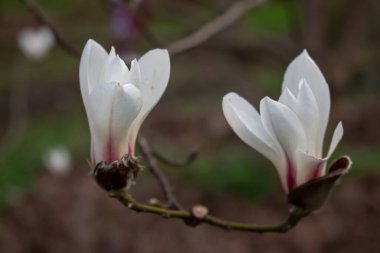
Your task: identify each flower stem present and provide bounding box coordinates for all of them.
[110,189,310,234]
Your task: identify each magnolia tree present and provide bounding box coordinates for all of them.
[20,0,351,234]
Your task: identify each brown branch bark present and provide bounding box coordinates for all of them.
[137,136,184,210]
[110,189,309,234]
[152,148,197,167]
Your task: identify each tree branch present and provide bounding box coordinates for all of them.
[152,148,198,167]
[110,189,309,233]
[137,136,184,210]
[22,0,81,59]
[167,0,266,56]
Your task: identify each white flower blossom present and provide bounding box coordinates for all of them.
[80,39,170,164]
[223,50,343,193]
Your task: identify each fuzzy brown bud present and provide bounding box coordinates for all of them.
[92,154,142,191]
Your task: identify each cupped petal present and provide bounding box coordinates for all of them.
[222,93,280,162]
[327,122,344,157]
[282,50,330,153]
[88,82,143,163]
[296,150,326,187]
[99,55,128,84]
[128,49,170,149]
[260,97,307,191]
[126,59,142,87]
[293,80,321,156]
[79,39,108,108]
[278,88,297,108]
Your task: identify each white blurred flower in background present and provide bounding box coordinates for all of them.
[17,26,55,61]
[42,146,72,175]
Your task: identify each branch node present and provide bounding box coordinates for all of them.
[191,205,209,219]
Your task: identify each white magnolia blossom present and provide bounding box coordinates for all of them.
[17,26,55,61]
[80,39,170,164]
[223,50,343,193]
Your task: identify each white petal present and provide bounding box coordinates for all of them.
[128,49,170,148]
[126,59,142,87]
[222,93,279,163]
[99,55,128,84]
[293,80,320,156]
[79,39,108,108]
[278,88,297,108]
[296,150,326,186]
[282,50,330,152]
[327,122,344,157]
[260,97,307,191]
[261,97,307,157]
[88,82,143,163]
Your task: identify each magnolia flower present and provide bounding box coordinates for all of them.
[223,50,344,194]
[17,26,55,61]
[80,39,170,164]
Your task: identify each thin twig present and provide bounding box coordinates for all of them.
[22,0,81,58]
[152,149,198,167]
[110,189,309,233]
[137,136,184,210]
[167,0,266,56]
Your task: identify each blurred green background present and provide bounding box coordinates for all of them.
[0,0,380,252]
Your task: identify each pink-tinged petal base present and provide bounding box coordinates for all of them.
[128,143,134,156]
[286,155,296,192]
[105,139,118,163]
[308,163,324,181]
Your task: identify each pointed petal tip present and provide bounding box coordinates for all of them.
[302,48,309,55]
[294,49,315,64]
[261,96,276,106]
[84,39,100,50]
[109,46,116,55]
[298,78,307,87]
[337,121,344,131]
[114,54,124,62]
[223,92,239,101]
[82,39,106,57]
[326,122,344,158]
